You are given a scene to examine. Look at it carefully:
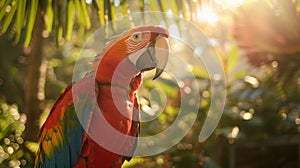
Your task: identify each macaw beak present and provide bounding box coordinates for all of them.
[130,34,170,80]
[152,34,170,80]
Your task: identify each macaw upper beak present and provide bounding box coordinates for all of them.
[130,34,170,80]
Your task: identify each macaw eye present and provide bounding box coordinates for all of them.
[131,32,142,41]
[125,31,151,53]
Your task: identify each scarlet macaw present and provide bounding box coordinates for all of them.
[35,26,169,168]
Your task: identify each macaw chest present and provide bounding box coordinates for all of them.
[96,87,135,135]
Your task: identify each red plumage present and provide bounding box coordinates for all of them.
[35,26,169,168]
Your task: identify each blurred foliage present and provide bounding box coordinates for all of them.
[0,0,300,167]
[0,0,208,47]
[0,100,32,167]
[0,35,25,109]
[232,0,300,85]
[227,0,300,140]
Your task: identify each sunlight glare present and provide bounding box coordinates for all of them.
[244,75,260,88]
[295,118,300,125]
[7,147,14,155]
[280,112,287,120]
[228,126,239,142]
[197,6,219,24]
[231,126,239,138]
[214,0,246,9]
[86,0,93,4]
[114,0,120,7]
[240,110,253,120]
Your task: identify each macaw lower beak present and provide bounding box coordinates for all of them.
[130,34,169,80]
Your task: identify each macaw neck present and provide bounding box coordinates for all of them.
[95,56,140,89]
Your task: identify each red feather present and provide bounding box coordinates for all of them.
[35,26,169,168]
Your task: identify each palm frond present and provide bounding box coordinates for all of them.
[0,0,210,46]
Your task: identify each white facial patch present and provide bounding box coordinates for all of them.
[128,48,147,65]
[125,31,151,53]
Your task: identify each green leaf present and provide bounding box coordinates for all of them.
[75,0,84,27]
[56,0,65,45]
[14,0,26,44]
[159,0,178,26]
[95,0,105,26]
[234,70,247,80]
[57,25,63,45]
[138,0,144,11]
[225,44,240,74]
[156,0,181,35]
[182,0,191,20]
[120,0,129,15]
[192,66,209,79]
[80,0,91,29]
[169,0,178,15]
[25,141,39,153]
[44,0,54,33]
[122,157,145,168]
[119,1,131,27]
[24,0,38,47]
[148,0,161,24]
[110,2,117,31]
[65,0,75,40]
[297,0,300,12]
[0,0,6,8]
[0,0,13,22]
[149,0,160,11]
[1,0,18,34]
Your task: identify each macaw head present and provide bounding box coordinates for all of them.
[93,26,170,86]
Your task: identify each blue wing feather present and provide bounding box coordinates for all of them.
[35,77,94,167]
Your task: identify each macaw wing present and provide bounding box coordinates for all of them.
[123,92,140,162]
[35,78,96,168]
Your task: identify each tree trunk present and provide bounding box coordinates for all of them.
[24,7,44,142]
